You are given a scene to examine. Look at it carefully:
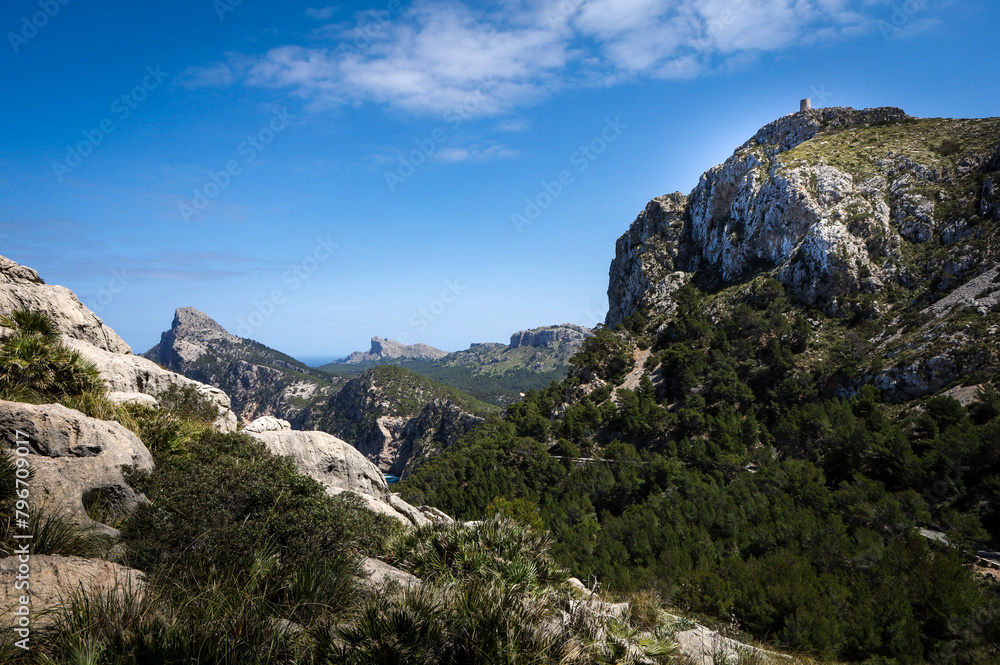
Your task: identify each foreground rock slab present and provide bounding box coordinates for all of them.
[0,555,144,629]
[245,428,429,527]
[0,400,154,527]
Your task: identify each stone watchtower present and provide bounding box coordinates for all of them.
[800,98,812,112]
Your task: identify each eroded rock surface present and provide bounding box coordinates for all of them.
[0,555,144,628]
[245,427,428,527]
[0,400,153,527]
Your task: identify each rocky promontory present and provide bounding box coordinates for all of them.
[339,336,449,364]
[143,307,335,422]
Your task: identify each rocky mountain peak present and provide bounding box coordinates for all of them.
[142,308,332,422]
[145,307,238,367]
[745,106,909,156]
[607,108,1000,326]
[170,307,232,339]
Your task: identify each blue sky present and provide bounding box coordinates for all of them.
[1,0,997,359]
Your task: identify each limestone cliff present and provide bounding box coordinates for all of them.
[0,256,237,429]
[509,324,592,349]
[606,107,1000,401]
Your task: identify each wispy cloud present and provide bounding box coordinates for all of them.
[434,143,519,163]
[179,62,235,89]
[185,0,904,117]
[305,6,338,20]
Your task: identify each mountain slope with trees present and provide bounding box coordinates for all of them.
[399,107,1000,663]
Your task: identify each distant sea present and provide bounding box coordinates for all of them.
[296,356,345,368]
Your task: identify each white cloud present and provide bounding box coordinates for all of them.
[199,0,901,116]
[305,6,337,20]
[434,143,519,162]
[179,62,235,89]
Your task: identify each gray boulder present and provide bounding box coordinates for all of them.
[0,555,144,629]
[63,338,237,432]
[245,428,428,527]
[243,415,292,433]
[0,255,132,353]
[360,557,421,592]
[0,401,154,527]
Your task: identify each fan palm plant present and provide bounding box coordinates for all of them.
[0,309,104,398]
[0,308,61,341]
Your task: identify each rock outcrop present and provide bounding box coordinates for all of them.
[509,324,592,349]
[245,427,429,527]
[0,400,154,528]
[0,255,131,353]
[605,109,1000,401]
[65,338,238,432]
[143,308,335,423]
[0,256,239,430]
[360,557,420,591]
[340,337,449,364]
[608,107,920,325]
[0,555,144,628]
[243,415,292,433]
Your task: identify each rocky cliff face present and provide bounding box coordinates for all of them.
[143,307,336,422]
[0,255,132,354]
[509,324,592,349]
[339,336,449,364]
[606,107,1000,401]
[608,107,918,324]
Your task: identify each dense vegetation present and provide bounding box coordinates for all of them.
[400,279,1000,664]
[3,313,683,664]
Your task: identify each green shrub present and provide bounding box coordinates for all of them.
[121,429,399,586]
[486,496,547,534]
[154,383,220,424]
[390,516,567,589]
[27,505,111,557]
